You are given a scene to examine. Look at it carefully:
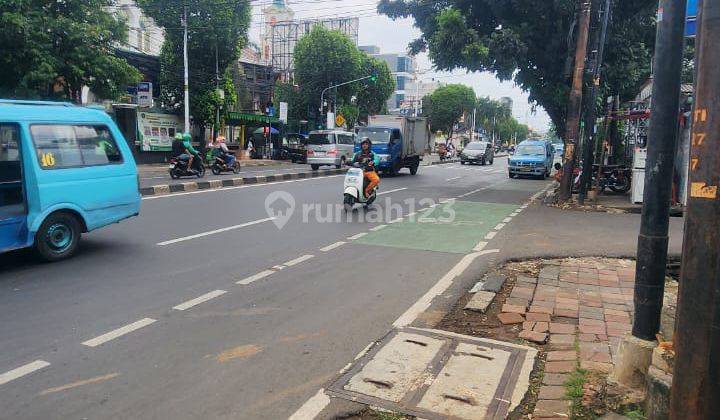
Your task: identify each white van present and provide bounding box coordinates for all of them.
[306,130,356,170]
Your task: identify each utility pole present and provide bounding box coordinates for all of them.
[578,0,612,205]
[670,0,720,416]
[632,0,686,341]
[214,42,220,141]
[559,0,592,202]
[182,6,190,134]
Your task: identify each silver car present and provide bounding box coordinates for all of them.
[306,130,356,170]
[460,141,495,165]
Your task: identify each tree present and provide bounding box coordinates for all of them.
[378,0,657,140]
[137,0,251,132]
[0,0,141,101]
[292,26,394,126]
[422,84,476,139]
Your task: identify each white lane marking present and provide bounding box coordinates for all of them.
[494,223,506,231]
[173,290,227,311]
[347,232,367,240]
[473,241,488,252]
[388,218,404,224]
[288,388,331,420]
[355,342,375,360]
[283,254,315,267]
[485,231,497,240]
[370,225,387,231]
[520,204,528,209]
[157,217,276,246]
[503,217,513,223]
[272,265,286,271]
[0,360,50,386]
[479,249,501,256]
[445,176,462,181]
[82,318,156,347]
[320,241,345,252]
[394,251,485,328]
[236,269,275,285]
[377,187,408,196]
[142,175,345,200]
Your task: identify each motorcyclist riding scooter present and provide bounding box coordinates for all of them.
[343,138,380,209]
[169,133,205,178]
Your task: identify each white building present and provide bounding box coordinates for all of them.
[404,79,445,112]
[112,0,164,56]
[359,46,417,113]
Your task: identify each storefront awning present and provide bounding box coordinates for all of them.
[226,112,279,125]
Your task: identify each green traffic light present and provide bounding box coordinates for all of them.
[370,74,377,82]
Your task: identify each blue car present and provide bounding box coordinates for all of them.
[0,100,141,261]
[508,140,555,179]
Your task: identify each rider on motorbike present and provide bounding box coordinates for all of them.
[352,137,380,198]
[216,136,236,167]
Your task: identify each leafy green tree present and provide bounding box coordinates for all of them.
[378,0,657,140]
[137,0,251,132]
[0,0,141,100]
[422,84,476,139]
[292,26,393,126]
[294,26,363,114]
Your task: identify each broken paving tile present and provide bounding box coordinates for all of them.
[533,321,549,333]
[497,312,524,325]
[464,291,496,313]
[469,281,485,293]
[481,274,506,292]
[519,329,548,344]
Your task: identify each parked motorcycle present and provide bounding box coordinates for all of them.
[343,162,378,210]
[169,156,205,179]
[210,155,240,175]
[572,164,631,194]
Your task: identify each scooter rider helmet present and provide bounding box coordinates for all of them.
[360,137,372,147]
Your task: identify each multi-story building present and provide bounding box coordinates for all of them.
[404,79,444,114]
[113,0,164,56]
[261,0,359,79]
[359,46,416,113]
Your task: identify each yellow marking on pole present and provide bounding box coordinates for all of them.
[39,373,119,395]
[692,132,706,146]
[691,158,700,171]
[690,183,718,199]
[694,108,707,123]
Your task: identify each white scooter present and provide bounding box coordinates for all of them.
[343,162,378,210]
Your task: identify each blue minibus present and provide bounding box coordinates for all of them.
[0,100,141,261]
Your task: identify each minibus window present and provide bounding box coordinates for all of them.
[30,125,123,169]
[0,124,23,213]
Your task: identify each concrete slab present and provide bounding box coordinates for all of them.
[464,291,496,313]
[481,275,506,292]
[327,327,538,420]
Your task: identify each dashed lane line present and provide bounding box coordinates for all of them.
[236,269,275,285]
[283,254,315,267]
[377,187,408,196]
[485,231,497,240]
[370,225,387,231]
[173,290,227,311]
[0,360,50,386]
[157,217,276,246]
[320,241,345,252]
[347,232,368,240]
[494,223,506,231]
[81,318,156,348]
[503,217,513,223]
[445,176,462,181]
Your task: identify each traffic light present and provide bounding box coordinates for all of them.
[370,73,377,82]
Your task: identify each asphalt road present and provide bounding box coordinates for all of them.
[0,157,553,419]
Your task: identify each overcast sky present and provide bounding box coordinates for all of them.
[249,0,551,133]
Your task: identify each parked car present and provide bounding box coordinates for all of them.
[306,130,356,170]
[0,100,141,261]
[508,139,555,179]
[284,133,307,163]
[460,141,495,165]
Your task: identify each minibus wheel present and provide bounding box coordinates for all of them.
[35,212,81,262]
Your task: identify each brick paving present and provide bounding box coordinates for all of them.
[496,258,636,419]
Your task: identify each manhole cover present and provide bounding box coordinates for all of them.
[327,327,537,420]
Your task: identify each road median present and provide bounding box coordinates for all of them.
[139,168,347,197]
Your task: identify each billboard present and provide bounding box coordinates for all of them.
[137,112,184,152]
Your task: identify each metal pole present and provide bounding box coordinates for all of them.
[632,0,687,341]
[560,0,591,201]
[670,0,720,416]
[214,42,220,141]
[182,6,190,134]
[579,0,612,204]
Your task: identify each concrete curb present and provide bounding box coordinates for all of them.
[140,168,347,197]
[429,158,461,165]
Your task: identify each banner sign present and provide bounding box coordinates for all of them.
[137,112,184,152]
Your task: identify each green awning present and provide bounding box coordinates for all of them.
[226,112,279,125]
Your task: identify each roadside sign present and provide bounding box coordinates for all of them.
[335,114,345,127]
[137,82,153,108]
[279,102,288,123]
[686,0,697,37]
[327,112,335,129]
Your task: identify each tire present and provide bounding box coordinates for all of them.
[336,157,345,169]
[480,158,486,166]
[343,194,355,211]
[169,168,179,179]
[489,158,494,165]
[35,212,81,262]
[410,163,419,175]
[390,160,402,176]
[232,162,241,174]
[211,164,221,175]
[609,178,631,193]
[196,165,206,178]
[460,161,466,165]
[311,164,320,171]
[509,172,516,179]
